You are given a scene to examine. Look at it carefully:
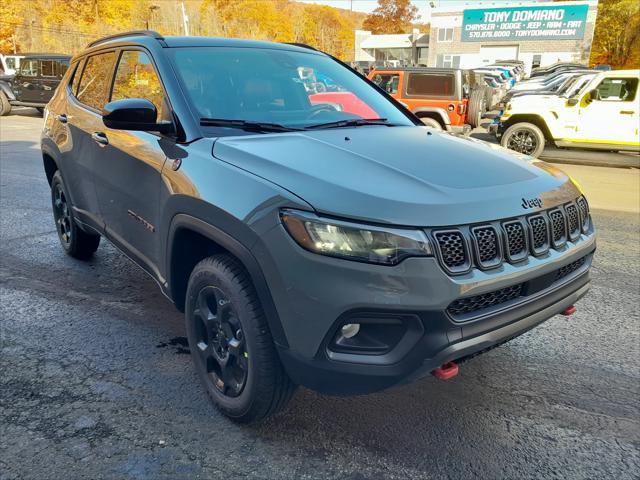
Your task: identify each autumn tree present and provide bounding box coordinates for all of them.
[362,0,419,34]
[590,0,640,67]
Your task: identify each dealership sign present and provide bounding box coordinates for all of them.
[462,4,589,42]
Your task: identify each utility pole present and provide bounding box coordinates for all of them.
[181,2,189,36]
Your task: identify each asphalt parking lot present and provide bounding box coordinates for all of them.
[1,110,639,480]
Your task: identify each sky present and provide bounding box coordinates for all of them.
[297,0,545,23]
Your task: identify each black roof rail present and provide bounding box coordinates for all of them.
[87,30,164,48]
[283,42,317,51]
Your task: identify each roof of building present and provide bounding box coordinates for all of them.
[359,34,414,50]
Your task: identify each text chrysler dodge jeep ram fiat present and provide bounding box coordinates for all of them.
[42,31,595,422]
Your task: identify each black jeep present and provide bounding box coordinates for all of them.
[0,53,71,116]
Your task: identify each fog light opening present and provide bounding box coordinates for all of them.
[340,323,360,339]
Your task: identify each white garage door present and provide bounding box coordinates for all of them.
[479,45,519,65]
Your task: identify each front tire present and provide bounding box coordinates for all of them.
[501,122,546,158]
[51,171,100,259]
[185,254,296,423]
[0,92,11,116]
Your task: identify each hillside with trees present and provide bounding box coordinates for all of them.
[0,0,366,60]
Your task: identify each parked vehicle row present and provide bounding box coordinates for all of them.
[491,69,640,158]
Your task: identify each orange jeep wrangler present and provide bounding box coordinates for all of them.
[368,67,484,133]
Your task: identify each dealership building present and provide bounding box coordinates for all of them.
[427,0,598,73]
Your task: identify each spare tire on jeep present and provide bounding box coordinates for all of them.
[467,89,485,128]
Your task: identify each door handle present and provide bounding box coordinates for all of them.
[55,114,67,123]
[620,110,635,115]
[91,132,109,146]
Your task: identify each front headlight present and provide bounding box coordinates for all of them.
[280,209,432,265]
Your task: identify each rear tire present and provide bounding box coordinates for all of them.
[467,89,485,128]
[0,92,11,116]
[420,116,443,130]
[185,254,296,423]
[501,122,546,158]
[51,171,100,259]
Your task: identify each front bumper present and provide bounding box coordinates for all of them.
[253,220,596,395]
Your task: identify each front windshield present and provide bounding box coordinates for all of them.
[564,75,595,98]
[170,46,414,130]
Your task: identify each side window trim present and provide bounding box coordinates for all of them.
[68,58,85,98]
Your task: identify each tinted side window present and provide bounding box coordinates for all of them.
[56,60,69,78]
[372,74,400,94]
[111,51,165,118]
[41,60,55,77]
[77,52,116,110]
[407,73,454,96]
[20,59,38,77]
[594,77,638,102]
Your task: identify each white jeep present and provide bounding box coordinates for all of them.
[490,69,640,158]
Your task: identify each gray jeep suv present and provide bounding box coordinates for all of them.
[41,31,595,423]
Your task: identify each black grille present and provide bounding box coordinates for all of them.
[473,226,500,265]
[447,283,524,316]
[503,221,527,259]
[549,209,567,245]
[434,231,467,269]
[576,197,589,231]
[555,256,587,282]
[528,215,549,252]
[565,204,580,239]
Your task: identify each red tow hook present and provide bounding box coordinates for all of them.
[562,305,577,316]
[432,361,459,380]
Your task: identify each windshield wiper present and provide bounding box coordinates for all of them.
[200,118,301,132]
[304,118,393,130]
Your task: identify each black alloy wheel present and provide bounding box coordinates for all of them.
[50,171,100,259]
[192,285,248,397]
[501,122,545,158]
[185,254,296,422]
[53,182,72,248]
[507,128,538,155]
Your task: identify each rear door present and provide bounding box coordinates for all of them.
[575,75,640,146]
[63,50,118,228]
[92,48,172,276]
[12,58,40,103]
[38,58,62,104]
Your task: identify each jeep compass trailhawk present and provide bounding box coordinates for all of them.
[42,31,595,423]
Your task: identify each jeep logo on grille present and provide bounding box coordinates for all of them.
[521,197,543,209]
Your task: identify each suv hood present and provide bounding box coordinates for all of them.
[212,126,581,226]
[510,94,566,108]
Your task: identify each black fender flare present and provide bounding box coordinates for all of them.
[166,213,289,348]
[411,107,451,128]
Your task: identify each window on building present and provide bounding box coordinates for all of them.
[437,27,454,42]
[371,73,400,94]
[532,55,542,69]
[406,73,455,96]
[436,54,460,69]
[40,60,55,77]
[76,51,117,110]
[593,77,638,102]
[112,51,166,120]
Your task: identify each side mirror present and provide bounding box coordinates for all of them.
[589,89,598,101]
[102,98,173,133]
[567,97,579,106]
